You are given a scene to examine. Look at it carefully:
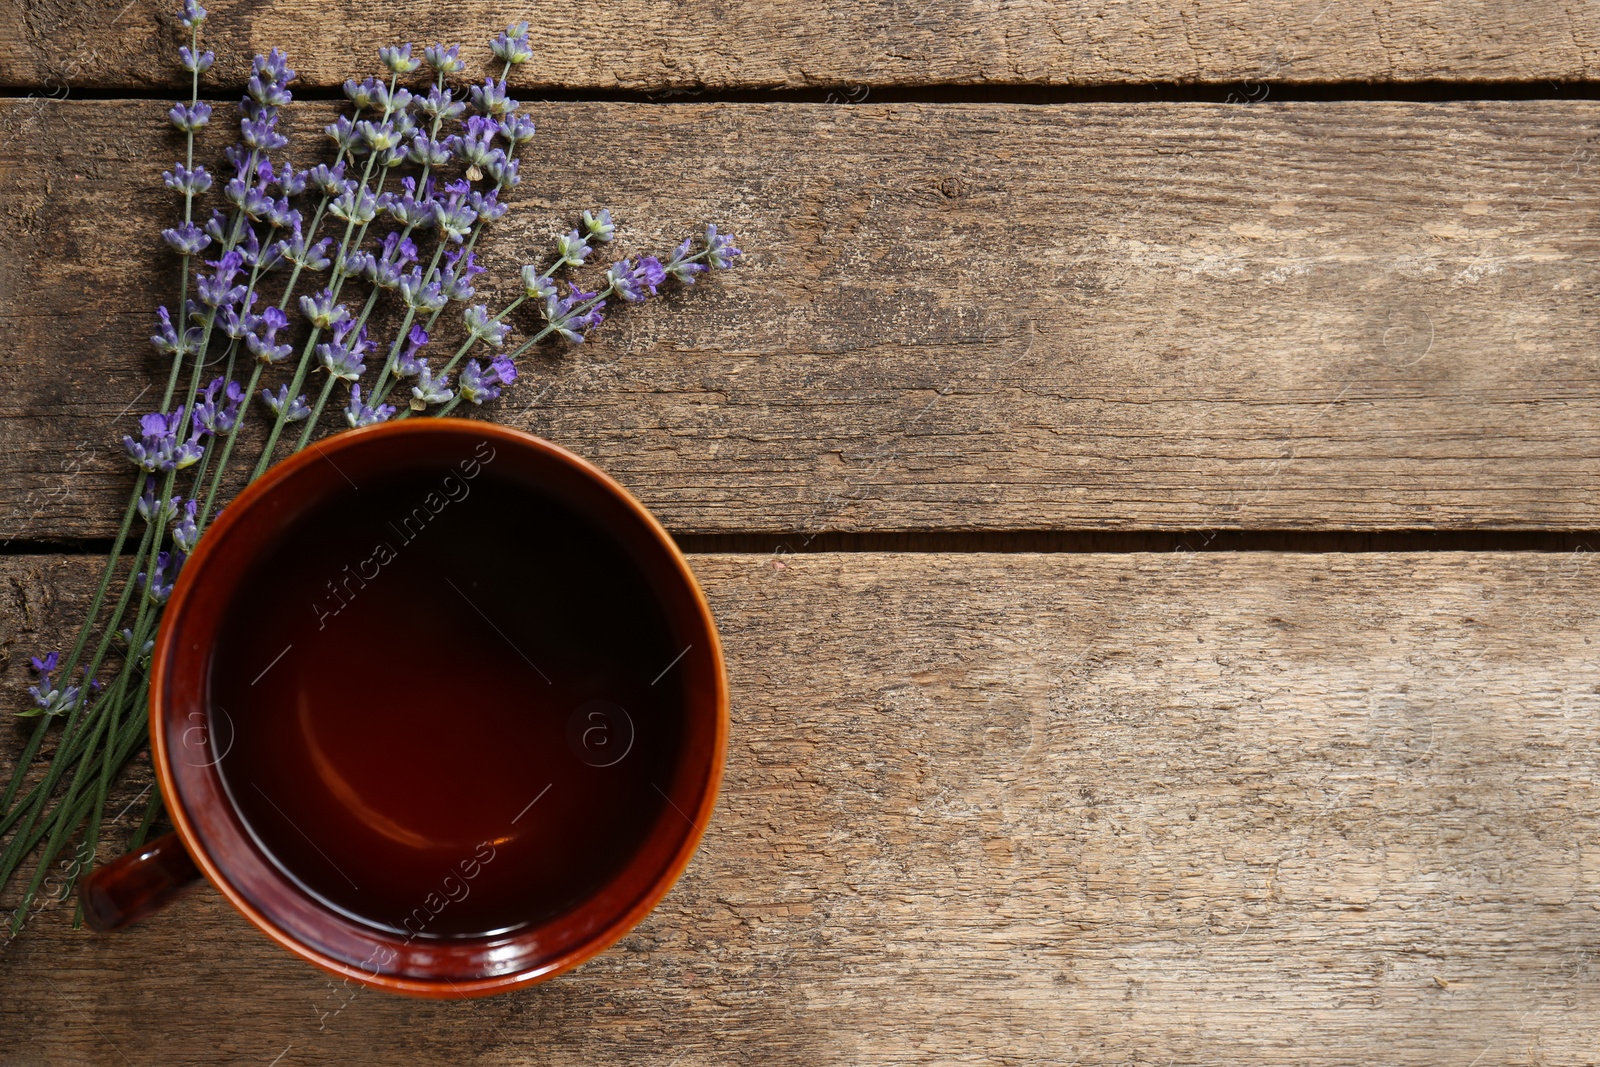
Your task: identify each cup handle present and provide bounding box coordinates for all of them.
[80,832,201,932]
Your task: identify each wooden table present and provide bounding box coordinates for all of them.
[3,3,1600,1063]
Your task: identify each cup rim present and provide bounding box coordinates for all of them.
[149,419,729,996]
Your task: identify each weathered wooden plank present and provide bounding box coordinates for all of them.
[2,0,1599,92]
[4,99,1600,538]
[1,549,1597,1064]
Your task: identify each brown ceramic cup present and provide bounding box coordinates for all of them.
[79,420,728,996]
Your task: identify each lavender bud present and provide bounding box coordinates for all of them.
[178,0,207,29]
[418,85,465,123]
[380,43,421,75]
[424,43,465,74]
[705,223,742,269]
[262,384,311,421]
[162,222,211,256]
[162,163,212,197]
[168,101,212,132]
[463,304,510,347]
[343,384,395,428]
[521,265,557,301]
[410,364,454,407]
[178,46,215,74]
[299,289,349,330]
[469,77,517,118]
[498,113,536,150]
[172,500,200,553]
[490,23,533,66]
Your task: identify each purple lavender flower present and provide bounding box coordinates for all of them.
[406,132,453,168]
[178,0,207,29]
[410,364,453,406]
[469,77,517,118]
[432,197,478,243]
[424,43,465,74]
[343,76,380,109]
[553,229,591,268]
[316,323,370,380]
[123,412,203,472]
[438,247,483,302]
[418,85,466,123]
[23,651,85,719]
[246,68,293,109]
[467,187,506,223]
[356,119,403,153]
[168,101,212,132]
[543,285,606,342]
[247,306,293,363]
[194,378,245,435]
[446,116,499,170]
[581,209,615,243]
[463,304,511,347]
[607,256,666,303]
[299,288,349,330]
[136,484,180,524]
[398,269,447,313]
[262,384,311,421]
[162,163,212,196]
[664,236,707,284]
[343,384,395,428]
[172,499,200,553]
[329,186,378,224]
[380,43,421,75]
[197,250,248,308]
[521,265,557,301]
[305,160,349,198]
[277,162,308,197]
[240,114,288,152]
[395,326,430,377]
[379,175,436,227]
[705,223,742,269]
[458,356,518,405]
[216,294,259,339]
[150,306,202,356]
[139,550,186,604]
[490,23,533,67]
[497,113,535,149]
[179,46,214,74]
[483,152,520,190]
[162,221,211,256]
[273,224,334,272]
[324,115,360,152]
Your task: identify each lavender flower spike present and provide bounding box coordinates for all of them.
[343,385,396,428]
[395,326,430,378]
[380,43,421,75]
[458,356,518,405]
[178,0,207,29]
[607,256,667,303]
[463,304,511,347]
[262,384,312,422]
[22,651,85,719]
[138,550,186,605]
[581,209,615,243]
[299,288,350,330]
[705,223,743,269]
[490,23,533,67]
[123,411,203,472]
[424,43,466,74]
[172,500,200,553]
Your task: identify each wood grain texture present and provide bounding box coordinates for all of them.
[4,99,1599,537]
[3,0,1600,92]
[2,549,1599,1065]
